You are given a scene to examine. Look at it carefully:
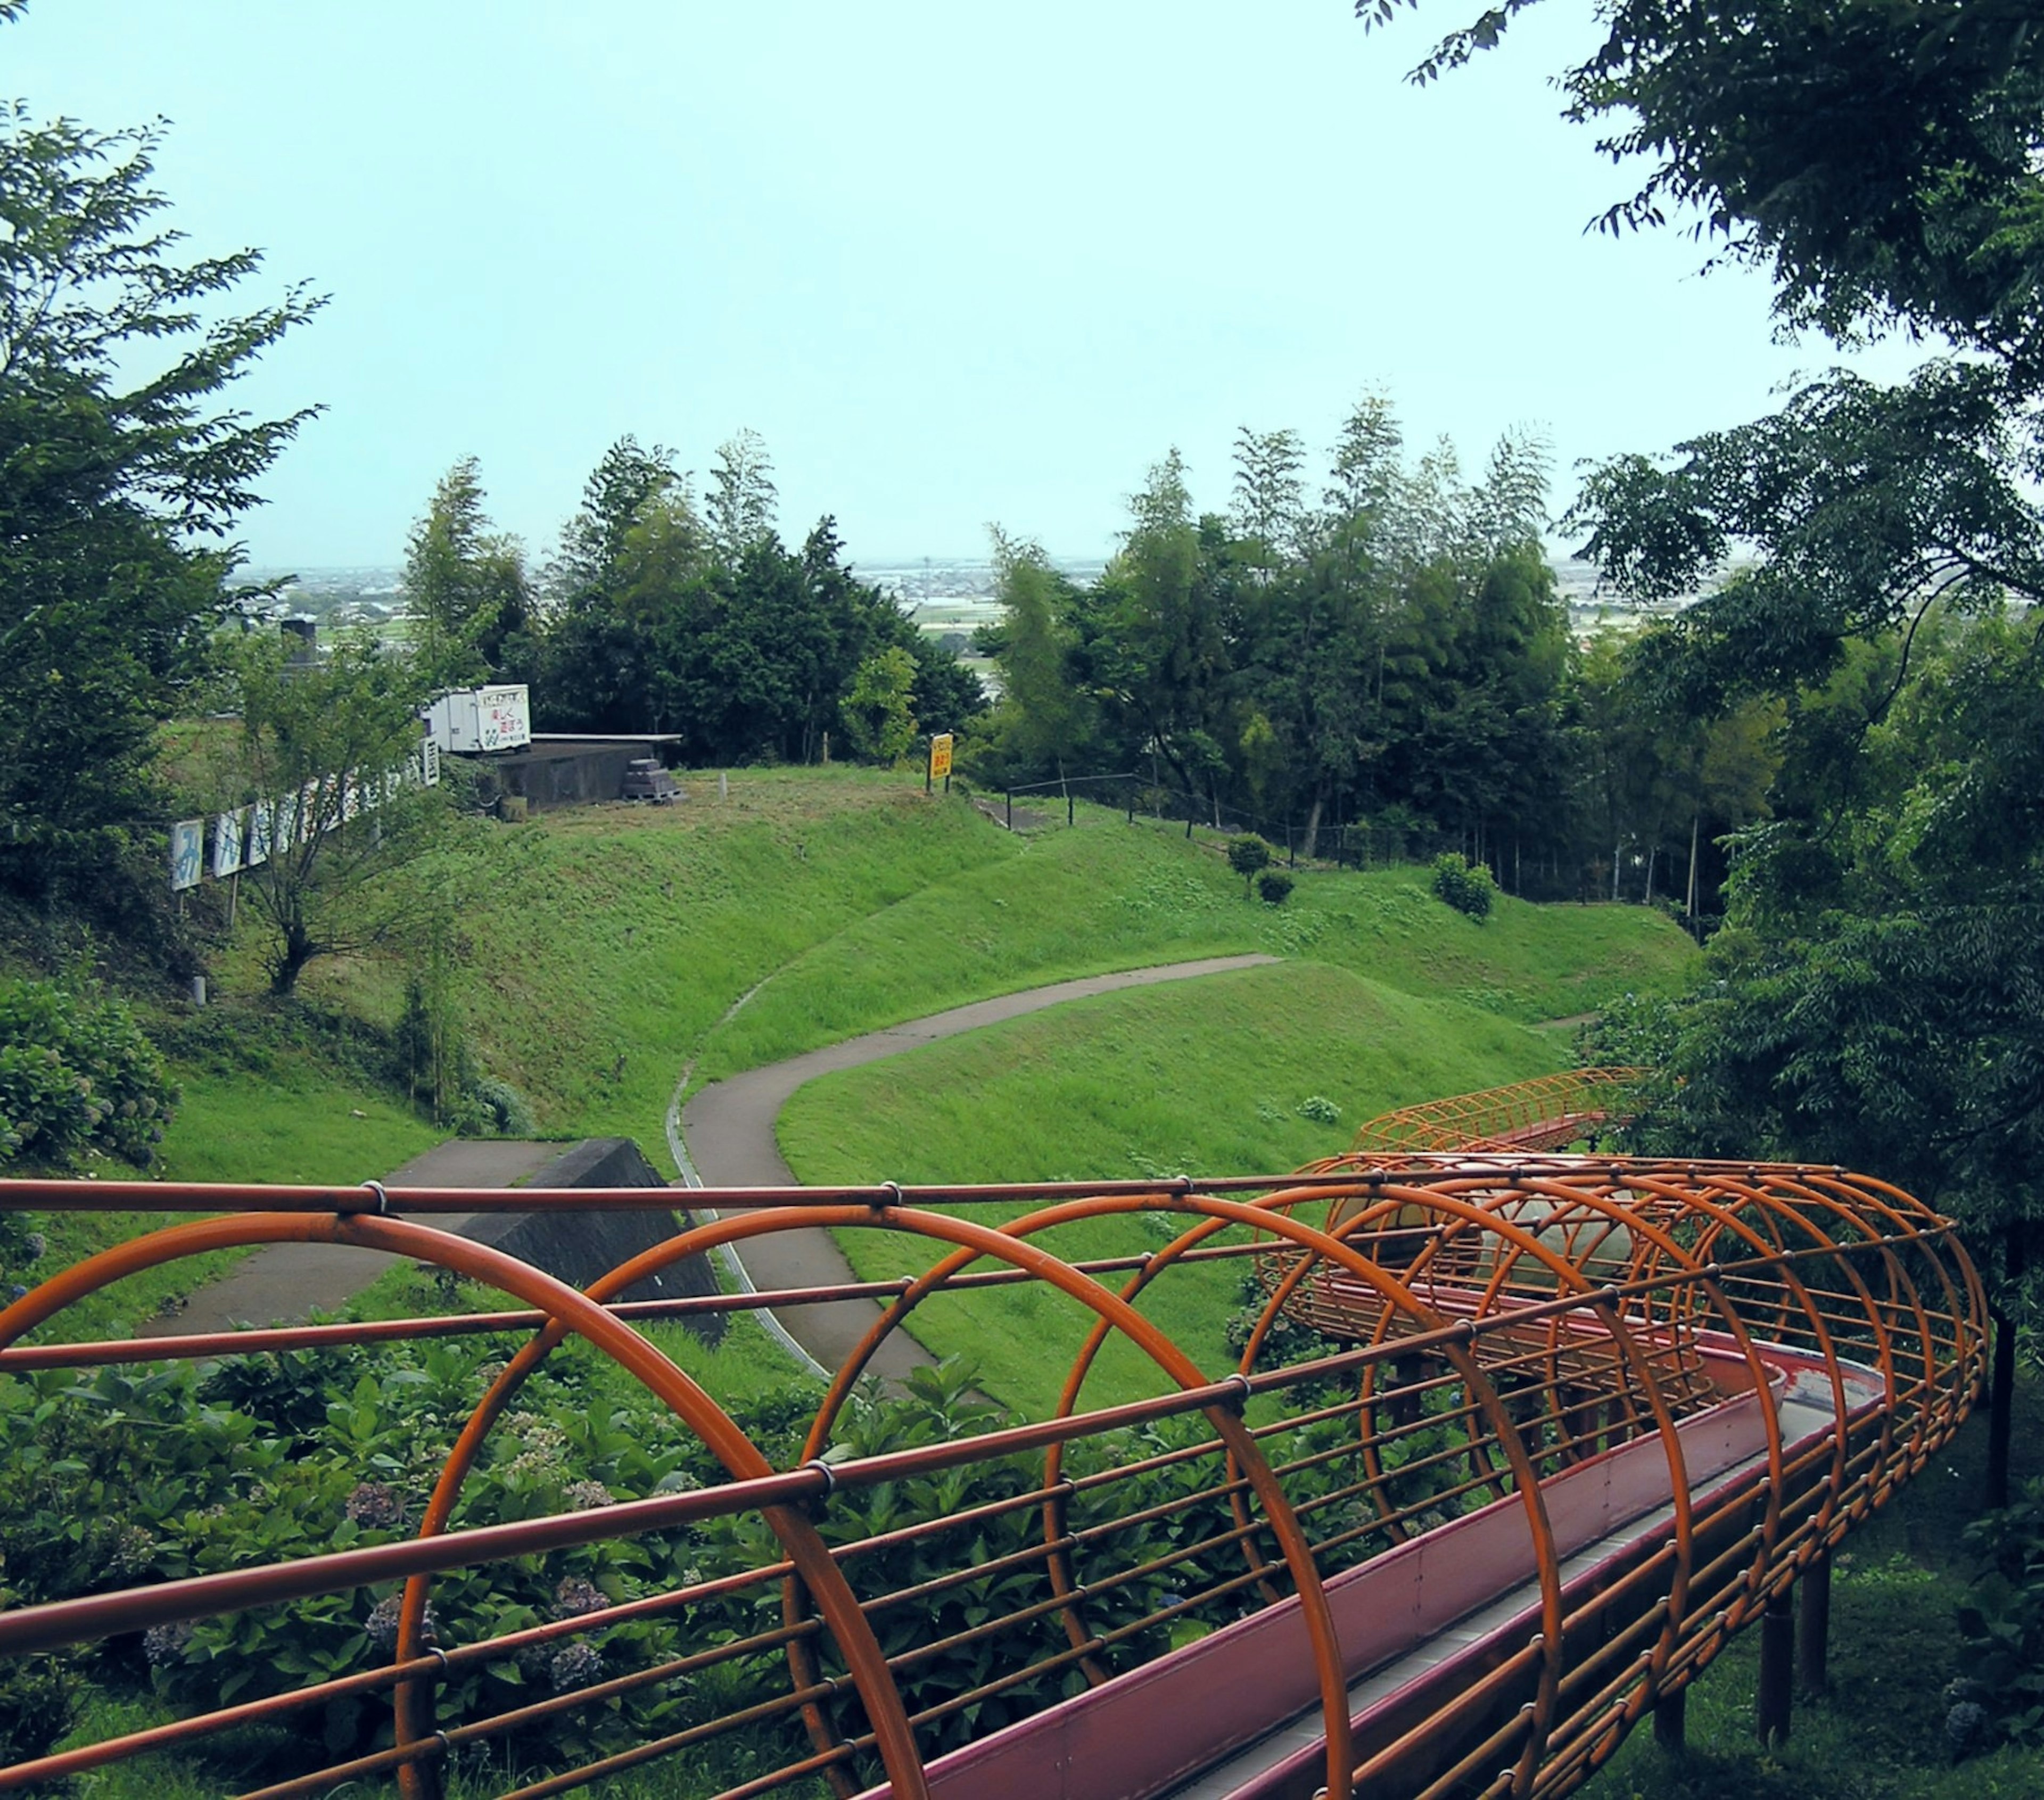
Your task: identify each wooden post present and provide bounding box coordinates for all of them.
[1005,790,1013,830]
[1757,1587,1794,1744]
[1797,1550,1832,1692]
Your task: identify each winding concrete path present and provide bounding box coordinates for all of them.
[152,1139,563,1337]
[677,955,1282,1383]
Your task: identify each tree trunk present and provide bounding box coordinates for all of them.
[1612,839,1622,903]
[1303,791,1324,862]
[271,926,314,996]
[1644,845,1657,905]
[1686,812,1701,934]
[1987,1220,2027,1510]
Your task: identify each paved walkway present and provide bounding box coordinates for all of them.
[677,955,1281,1381]
[152,1139,562,1336]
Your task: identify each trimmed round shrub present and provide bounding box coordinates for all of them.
[1226,834,1273,894]
[1430,853,1497,919]
[1257,869,1295,906]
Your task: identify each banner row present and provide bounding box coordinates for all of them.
[169,740,442,891]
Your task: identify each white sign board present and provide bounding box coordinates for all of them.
[169,820,204,891]
[210,808,246,879]
[474,685,531,752]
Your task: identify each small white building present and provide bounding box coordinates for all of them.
[421,685,532,754]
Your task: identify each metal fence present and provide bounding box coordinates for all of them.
[0,1154,1986,1800]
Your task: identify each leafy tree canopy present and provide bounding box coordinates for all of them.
[0,92,321,929]
[1365,0,2044,375]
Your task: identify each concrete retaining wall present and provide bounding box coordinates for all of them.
[460,1137,723,1341]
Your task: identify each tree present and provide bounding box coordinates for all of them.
[546,435,679,614]
[1231,426,1308,567]
[403,457,532,687]
[1093,451,1234,820]
[1367,0,2044,379]
[225,634,450,995]
[1226,834,1272,896]
[1371,0,2044,1500]
[0,100,321,928]
[706,428,779,562]
[974,529,1091,787]
[842,647,919,764]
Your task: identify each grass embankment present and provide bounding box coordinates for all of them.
[781,959,1577,1416]
[698,798,1692,1084]
[14,773,1009,1338]
[40,774,1689,1352]
[259,770,1014,1151]
[175,775,1691,1179]
[763,818,1693,1417]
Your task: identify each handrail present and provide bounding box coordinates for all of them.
[0,1150,1983,1800]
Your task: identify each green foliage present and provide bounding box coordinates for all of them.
[0,96,321,932]
[1954,1480,2044,1751]
[1226,834,1273,893]
[1370,1,2044,379]
[404,456,533,686]
[0,1653,77,1769]
[0,974,176,1167]
[1430,852,1495,918]
[394,975,473,1121]
[842,646,920,764]
[0,1346,768,1784]
[462,1074,536,1138]
[220,632,454,995]
[962,402,1588,890]
[0,1338,1346,1791]
[526,435,983,764]
[1295,1094,1341,1125]
[1256,869,1295,906]
[965,530,1093,788]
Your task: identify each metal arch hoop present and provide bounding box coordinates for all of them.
[0,1212,933,1800]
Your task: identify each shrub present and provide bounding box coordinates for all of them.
[1226,834,1272,895]
[459,1075,536,1137]
[1296,1095,1341,1125]
[0,976,176,1168]
[393,976,472,1119]
[0,1655,77,1768]
[1430,853,1496,920]
[1257,869,1294,906]
[1953,1479,2044,1751]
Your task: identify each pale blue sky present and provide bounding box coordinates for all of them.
[14,1,1921,569]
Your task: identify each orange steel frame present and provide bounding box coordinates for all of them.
[0,1112,1985,1800]
[1345,1067,1649,1155]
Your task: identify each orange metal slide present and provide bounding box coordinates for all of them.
[0,1077,1985,1800]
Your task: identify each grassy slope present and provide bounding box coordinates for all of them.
[290,770,1012,1154]
[751,803,1690,1416]
[699,797,1694,1084]
[28,777,1687,1348]
[778,961,1575,1417]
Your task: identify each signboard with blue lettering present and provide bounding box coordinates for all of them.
[169,820,204,891]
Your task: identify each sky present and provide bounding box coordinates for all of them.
[12,1,1928,571]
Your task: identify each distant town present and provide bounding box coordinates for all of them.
[244,552,1695,647]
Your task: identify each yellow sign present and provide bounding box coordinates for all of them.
[929,734,954,780]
